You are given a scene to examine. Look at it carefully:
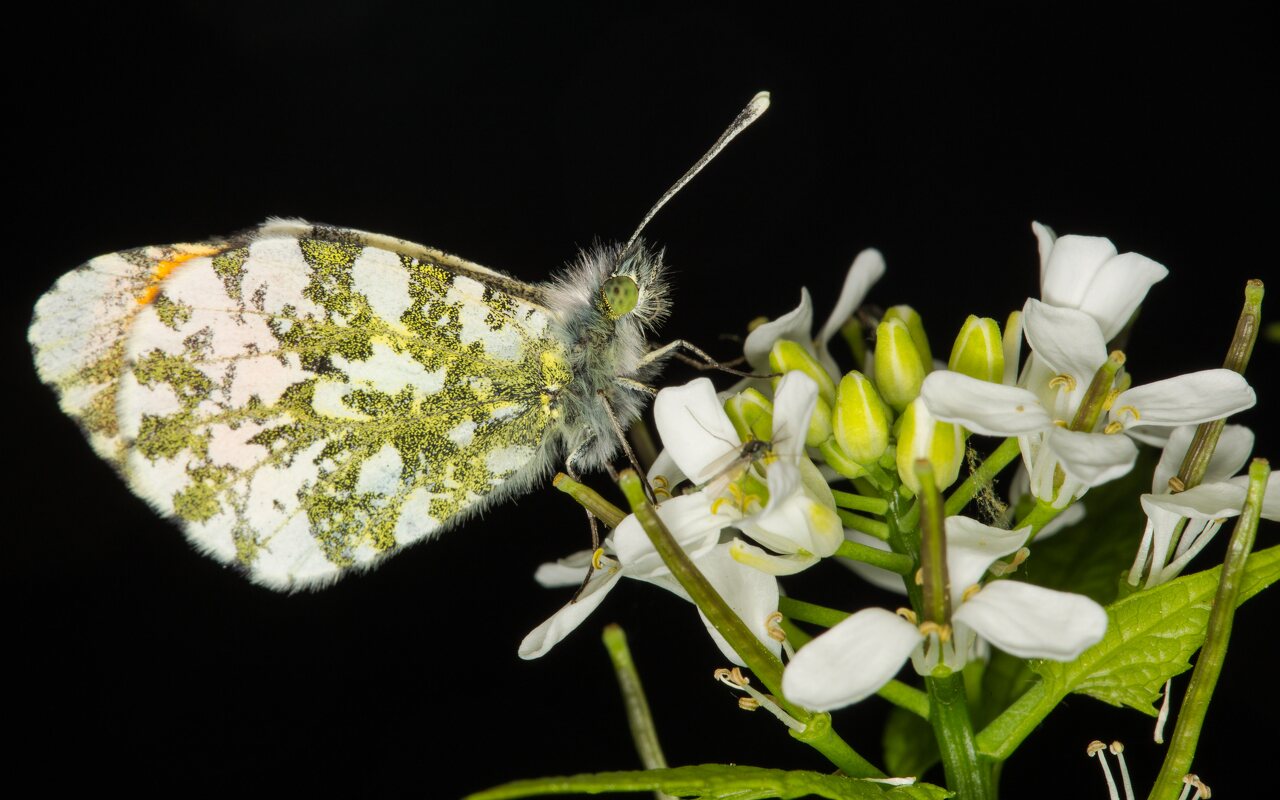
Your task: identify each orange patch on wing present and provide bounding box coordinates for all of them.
[136,245,225,306]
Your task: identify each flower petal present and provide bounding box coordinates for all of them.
[782,608,921,710]
[1045,428,1138,487]
[1077,252,1168,340]
[1031,220,1057,288]
[654,378,741,483]
[690,545,782,664]
[1022,299,1108,393]
[771,371,819,458]
[1228,472,1280,521]
[815,249,886,377]
[519,568,624,659]
[744,288,814,372]
[1143,483,1246,521]
[613,494,728,575]
[534,549,594,588]
[953,581,1106,660]
[920,371,1051,436]
[1039,233,1118,312]
[1113,370,1256,430]
[945,517,1031,597]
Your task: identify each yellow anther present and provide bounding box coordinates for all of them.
[1048,374,1077,392]
[961,584,982,602]
[710,497,728,515]
[746,315,770,333]
[914,567,924,586]
[1183,775,1211,798]
[1052,418,1070,428]
[1103,421,1125,435]
[1168,476,1186,493]
[895,607,919,624]
[918,621,952,642]
[737,697,761,711]
[1102,388,1120,411]
[1108,741,1124,754]
[1086,740,1108,756]
[765,611,787,642]
[712,667,733,682]
[591,548,607,570]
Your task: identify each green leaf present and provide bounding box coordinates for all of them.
[1030,541,1280,715]
[977,543,1280,759]
[883,705,939,778]
[1014,449,1155,605]
[465,764,951,800]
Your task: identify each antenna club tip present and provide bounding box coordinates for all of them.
[749,91,772,113]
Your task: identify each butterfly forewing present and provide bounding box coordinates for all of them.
[31,221,572,589]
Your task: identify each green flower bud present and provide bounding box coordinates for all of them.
[874,318,926,411]
[947,315,1004,383]
[896,398,963,495]
[884,305,933,367]
[769,340,837,404]
[724,388,774,444]
[807,396,834,448]
[832,371,890,465]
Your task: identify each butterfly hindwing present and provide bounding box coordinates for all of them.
[31,221,573,589]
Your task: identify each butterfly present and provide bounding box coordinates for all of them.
[29,92,770,590]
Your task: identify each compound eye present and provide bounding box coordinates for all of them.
[601,275,639,319]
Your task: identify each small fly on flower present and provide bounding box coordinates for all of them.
[30,92,772,590]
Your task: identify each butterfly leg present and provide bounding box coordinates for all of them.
[565,436,603,602]
[639,339,767,379]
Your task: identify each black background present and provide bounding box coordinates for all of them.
[7,3,1276,798]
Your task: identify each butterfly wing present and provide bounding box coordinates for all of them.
[31,220,572,589]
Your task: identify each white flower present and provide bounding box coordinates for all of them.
[1129,425,1280,587]
[649,373,844,575]
[1031,222,1169,341]
[743,249,885,379]
[921,299,1255,507]
[518,491,780,665]
[782,517,1108,711]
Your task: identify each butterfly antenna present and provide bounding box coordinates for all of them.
[619,91,771,258]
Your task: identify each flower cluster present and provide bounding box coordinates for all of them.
[521,222,1262,724]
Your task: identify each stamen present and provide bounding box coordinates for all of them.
[1104,421,1125,434]
[988,547,1030,577]
[914,567,925,586]
[1109,741,1134,800]
[765,611,787,642]
[1088,740,1121,800]
[960,584,982,602]
[1167,475,1186,493]
[1113,404,1141,423]
[1052,418,1070,428]
[1049,374,1077,392]
[1180,774,1211,800]
[895,607,919,625]
[710,497,728,515]
[713,666,803,731]
[918,621,952,642]
[737,697,760,711]
[1154,678,1172,743]
[591,548,608,571]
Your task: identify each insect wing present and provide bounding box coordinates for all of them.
[30,221,572,589]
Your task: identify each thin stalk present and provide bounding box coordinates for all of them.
[554,473,627,528]
[601,624,673,796]
[928,673,994,800]
[1147,459,1270,800]
[836,509,891,541]
[835,539,914,574]
[832,489,889,515]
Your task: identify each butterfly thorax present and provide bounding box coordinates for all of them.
[541,241,671,471]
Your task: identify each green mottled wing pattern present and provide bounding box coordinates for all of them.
[31,220,573,589]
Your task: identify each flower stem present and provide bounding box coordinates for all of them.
[832,489,889,515]
[1147,459,1270,800]
[777,596,850,628]
[835,539,914,574]
[601,624,671,779]
[945,437,1020,517]
[836,509,891,541]
[927,672,994,800]
[915,461,950,624]
[617,470,882,779]
[1014,499,1063,542]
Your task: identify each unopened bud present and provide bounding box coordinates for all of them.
[807,395,834,448]
[896,398,964,494]
[948,315,1004,383]
[724,388,774,444]
[885,305,933,367]
[833,371,890,465]
[875,318,927,411]
[769,340,836,404]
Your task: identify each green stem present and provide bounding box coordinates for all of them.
[617,471,881,778]
[1013,499,1063,542]
[836,509,891,541]
[914,461,950,624]
[777,596,849,628]
[879,679,932,720]
[554,473,627,528]
[835,539,914,574]
[831,489,889,515]
[1147,459,1270,800]
[601,625,671,776]
[927,673,993,800]
[945,437,1020,517]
